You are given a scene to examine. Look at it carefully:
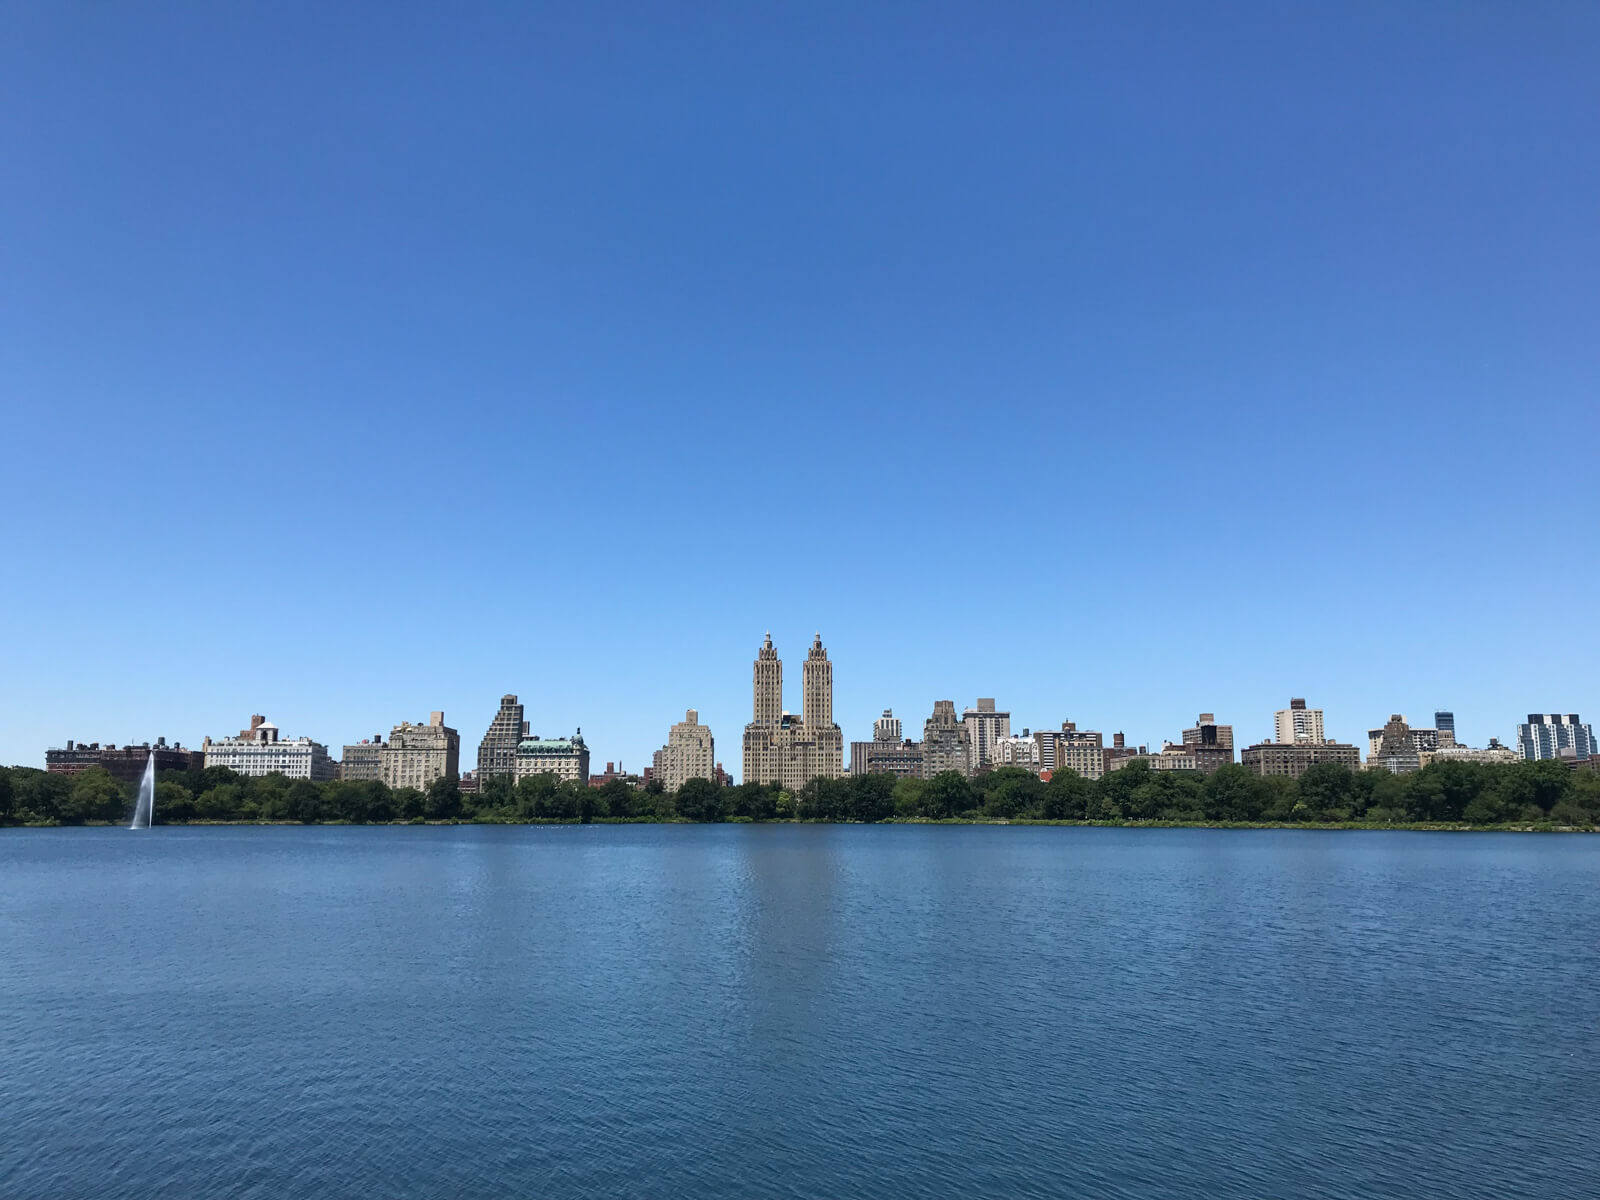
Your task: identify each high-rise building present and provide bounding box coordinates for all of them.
[658,709,715,791]
[380,712,460,792]
[1368,714,1422,774]
[874,709,902,742]
[1517,714,1596,762]
[962,699,1011,771]
[1274,698,1326,744]
[477,695,528,780]
[741,633,845,788]
[753,632,782,727]
[203,715,336,780]
[920,700,972,778]
[515,731,591,783]
[1434,711,1456,744]
[1365,719,1442,759]
[1180,713,1235,773]
[1034,721,1106,780]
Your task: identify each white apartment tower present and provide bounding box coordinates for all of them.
[874,709,902,742]
[1274,698,1326,744]
[962,699,1012,770]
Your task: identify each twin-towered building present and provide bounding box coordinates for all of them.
[742,633,845,789]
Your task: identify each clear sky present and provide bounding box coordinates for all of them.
[3,2,1597,774]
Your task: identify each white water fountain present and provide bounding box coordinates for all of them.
[129,751,156,829]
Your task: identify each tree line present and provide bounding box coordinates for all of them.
[2,756,1598,827]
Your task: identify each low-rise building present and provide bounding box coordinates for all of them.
[990,732,1042,773]
[339,736,385,782]
[1241,740,1362,778]
[1103,732,1146,775]
[46,738,204,782]
[1421,741,1520,768]
[850,739,925,778]
[589,762,640,788]
[515,731,591,783]
[1108,745,1201,773]
[202,715,336,781]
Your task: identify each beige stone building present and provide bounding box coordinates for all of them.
[921,700,971,778]
[515,731,590,783]
[380,712,460,792]
[659,709,715,791]
[741,633,845,789]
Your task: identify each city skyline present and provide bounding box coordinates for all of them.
[5,6,1597,777]
[25,627,1590,781]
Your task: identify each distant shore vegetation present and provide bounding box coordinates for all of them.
[2,758,1597,831]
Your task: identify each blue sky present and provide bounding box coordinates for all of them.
[3,2,1597,774]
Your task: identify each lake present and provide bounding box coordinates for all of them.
[2,825,1595,1198]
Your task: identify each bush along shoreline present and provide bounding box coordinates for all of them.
[2,758,1597,830]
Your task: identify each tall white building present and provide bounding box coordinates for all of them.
[659,709,715,791]
[1518,714,1596,761]
[1274,698,1325,744]
[203,714,336,781]
[962,699,1011,770]
[873,709,902,742]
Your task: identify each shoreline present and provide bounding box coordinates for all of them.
[7,817,1595,833]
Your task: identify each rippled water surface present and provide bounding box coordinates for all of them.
[3,825,1597,1199]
